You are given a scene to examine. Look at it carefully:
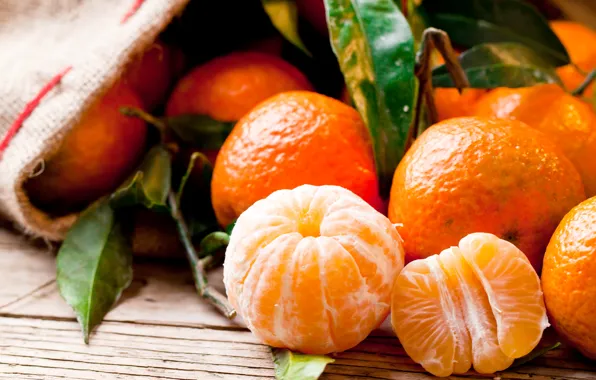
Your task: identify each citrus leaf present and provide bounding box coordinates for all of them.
[57,201,132,343]
[420,0,570,67]
[165,114,235,150]
[510,342,561,369]
[110,146,171,210]
[272,348,334,380]
[176,151,212,205]
[432,42,561,88]
[262,0,311,56]
[325,0,416,196]
[225,220,237,235]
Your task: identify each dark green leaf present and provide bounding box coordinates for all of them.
[432,42,561,88]
[420,0,570,66]
[262,0,311,56]
[510,342,561,369]
[57,201,132,343]
[272,348,334,380]
[166,115,235,150]
[326,0,416,196]
[176,152,212,204]
[110,146,171,210]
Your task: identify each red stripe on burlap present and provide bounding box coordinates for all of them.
[121,0,145,23]
[0,66,72,160]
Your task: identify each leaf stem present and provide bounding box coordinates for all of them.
[571,69,596,96]
[413,28,469,128]
[120,107,168,138]
[167,191,236,319]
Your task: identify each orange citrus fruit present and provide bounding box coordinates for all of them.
[123,40,175,110]
[551,21,596,95]
[392,233,549,376]
[25,82,147,213]
[388,117,585,271]
[475,84,596,196]
[166,51,313,121]
[211,91,383,227]
[224,184,405,354]
[433,52,488,121]
[542,196,596,359]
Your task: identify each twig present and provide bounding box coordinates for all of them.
[413,28,470,129]
[167,191,236,319]
[120,107,169,139]
[571,69,596,96]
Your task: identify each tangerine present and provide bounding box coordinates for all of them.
[475,84,596,196]
[211,91,383,227]
[551,21,596,95]
[224,184,405,354]
[25,82,147,213]
[392,233,549,376]
[542,196,596,359]
[166,51,312,121]
[388,117,585,271]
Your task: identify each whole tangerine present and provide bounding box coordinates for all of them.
[388,116,585,271]
[475,84,596,196]
[211,91,383,227]
[224,184,405,354]
[542,196,596,360]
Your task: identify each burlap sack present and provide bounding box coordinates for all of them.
[0,0,190,241]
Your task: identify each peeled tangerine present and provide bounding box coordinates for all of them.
[392,233,549,377]
[224,185,405,354]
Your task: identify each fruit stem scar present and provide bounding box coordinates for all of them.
[0,66,72,160]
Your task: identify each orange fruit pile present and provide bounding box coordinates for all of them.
[392,233,549,377]
[224,184,405,354]
[212,91,383,228]
[542,197,596,360]
[388,116,585,271]
[475,84,596,197]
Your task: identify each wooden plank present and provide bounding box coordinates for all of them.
[2,228,596,379]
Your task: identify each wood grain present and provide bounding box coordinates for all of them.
[1,228,596,379]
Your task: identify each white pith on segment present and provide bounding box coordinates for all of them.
[224,184,405,354]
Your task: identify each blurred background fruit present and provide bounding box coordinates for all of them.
[388,116,585,271]
[475,84,596,196]
[211,91,383,228]
[550,20,596,95]
[542,196,596,359]
[166,51,313,121]
[224,184,404,354]
[131,209,184,258]
[25,82,147,214]
[123,40,178,110]
[392,233,548,377]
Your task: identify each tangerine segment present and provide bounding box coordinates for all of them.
[224,185,405,354]
[391,233,548,377]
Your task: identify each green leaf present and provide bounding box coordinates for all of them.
[176,152,212,205]
[225,220,237,235]
[262,0,311,56]
[272,348,334,380]
[57,201,132,343]
[432,42,561,88]
[165,115,235,150]
[110,146,172,210]
[510,342,561,369]
[419,0,570,67]
[325,0,416,196]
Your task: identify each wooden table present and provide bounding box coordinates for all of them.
[1,228,595,379]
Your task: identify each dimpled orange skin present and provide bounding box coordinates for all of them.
[166,52,313,121]
[475,84,596,197]
[25,82,147,212]
[224,184,405,354]
[388,117,585,271]
[211,91,383,228]
[542,197,596,359]
[551,21,596,95]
